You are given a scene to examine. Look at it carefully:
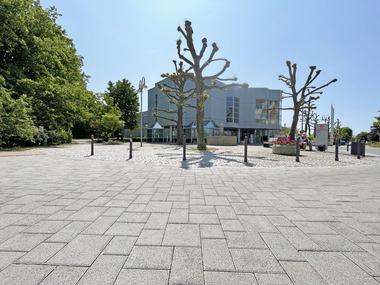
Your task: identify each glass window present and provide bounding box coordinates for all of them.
[226,97,239,123]
[255,99,267,124]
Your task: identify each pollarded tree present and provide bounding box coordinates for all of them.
[279,61,337,140]
[153,60,196,145]
[176,20,247,150]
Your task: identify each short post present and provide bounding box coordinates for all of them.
[244,135,248,163]
[296,137,300,162]
[347,142,349,152]
[91,134,94,156]
[361,140,366,157]
[357,139,361,159]
[335,138,339,161]
[129,135,132,159]
[183,135,186,161]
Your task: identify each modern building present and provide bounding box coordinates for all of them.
[127,78,282,144]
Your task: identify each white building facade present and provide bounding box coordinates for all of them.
[145,78,282,144]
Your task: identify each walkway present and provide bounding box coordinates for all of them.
[0,143,379,284]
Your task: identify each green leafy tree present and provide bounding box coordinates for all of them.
[338,127,353,142]
[355,131,368,141]
[154,60,196,145]
[106,79,140,132]
[0,0,92,145]
[368,110,380,142]
[0,84,37,147]
[100,113,124,141]
[279,61,337,140]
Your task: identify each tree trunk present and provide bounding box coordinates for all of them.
[289,106,299,140]
[196,103,206,150]
[177,107,183,145]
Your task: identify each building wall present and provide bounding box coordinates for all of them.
[147,79,282,141]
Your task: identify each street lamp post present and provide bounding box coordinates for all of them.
[138,77,147,147]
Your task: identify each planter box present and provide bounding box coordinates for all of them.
[207,136,237,146]
[272,144,296,156]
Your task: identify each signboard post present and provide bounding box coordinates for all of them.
[315,124,329,150]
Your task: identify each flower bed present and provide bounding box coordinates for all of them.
[271,138,297,156]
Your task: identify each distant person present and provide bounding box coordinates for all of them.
[300,132,312,150]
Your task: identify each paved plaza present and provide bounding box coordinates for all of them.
[0,142,380,284]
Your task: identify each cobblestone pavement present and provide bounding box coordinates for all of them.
[0,143,380,284]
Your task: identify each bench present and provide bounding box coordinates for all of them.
[263,142,273,148]
[314,144,326,151]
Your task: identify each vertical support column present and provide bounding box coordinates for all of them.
[357,139,361,159]
[129,135,132,159]
[362,140,366,157]
[244,135,248,163]
[183,135,186,161]
[335,138,339,161]
[296,137,300,162]
[91,134,94,156]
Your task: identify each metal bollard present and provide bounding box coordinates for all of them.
[183,135,186,161]
[296,137,300,162]
[129,136,132,159]
[357,139,361,159]
[347,142,349,152]
[361,140,366,157]
[335,138,339,161]
[91,134,94,156]
[244,136,248,163]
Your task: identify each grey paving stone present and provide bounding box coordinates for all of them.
[144,201,173,213]
[231,203,253,214]
[105,222,144,236]
[0,214,27,229]
[200,224,225,239]
[169,247,204,285]
[260,232,305,261]
[344,251,380,276]
[239,215,278,233]
[144,213,169,229]
[0,233,49,251]
[357,242,380,259]
[77,254,126,285]
[310,234,364,252]
[45,210,75,220]
[230,249,284,273]
[267,216,294,227]
[46,234,111,266]
[28,205,63,215]
[0,225,29,243]
[66,206,107,221]
[254,273,293,285]
[117,212,151,223]
[39,266,87,285]
[190,205,216,214]
[293,221,337,234]
[189,213,220,224]
[102,207,126,216]
[280,261,328,284]
[168,208,189,223]
[204,271,257,285]
[277,226,321,251]
[124,246,173,269]
[47,221,91,242]
[302,251,379,285]
[23,220,70,234]
[82,216,118,235]
[136,229,164,245]
[162,224,200,246]
[225,231,267,249]
[215,206,238,219]
[16,242,66,264]
[220,219,245,231]
[103,236,137,255]
[205,196,230,206]
[202,239,235,271]
[114,269,169,285]
[0,251,25,270]
[0,264,54,285]
[325,221,376,243]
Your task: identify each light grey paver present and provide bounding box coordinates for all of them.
[105,222,144,236]
[162,224,200,246]
[124,246,173,270]
[114,269,169,285]
[81,216,118,235]
[103,236,137,255]
[136,229,164,245]
[168,208,189,223]
[169,247,204,285]
[16,242,66,264]
[47,221,91,242]
[0,264,54,285]
[309,234,364,252]
[0,251,25,270]
[344,251,380,276]
[46,234,111,266]
[204,271,257,285]
[23,220,70,234]
[224,231,267,249]
[144,213,169,229]
[202,239,235,271]
[277,226,321,251]
[77,254,127,285]
[302,251,379,285]
[0,233,49,251]
[280,261,328,284]
[254,273,293,285]
[39,266,87,285]
[200,224,225,239]
[239,215,278,233]
[260,232,305,261]
[230,249,284,273]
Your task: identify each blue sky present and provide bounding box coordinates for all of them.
[40,0,380,135]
